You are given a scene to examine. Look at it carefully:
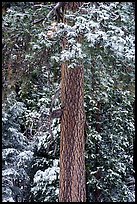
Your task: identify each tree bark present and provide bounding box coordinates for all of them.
[59,61,86,202]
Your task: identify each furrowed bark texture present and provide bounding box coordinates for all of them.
[59,62,86,202]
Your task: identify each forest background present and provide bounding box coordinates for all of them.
[2,2,135,202]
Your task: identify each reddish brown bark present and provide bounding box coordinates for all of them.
[59,62,86,202]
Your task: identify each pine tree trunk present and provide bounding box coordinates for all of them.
[59,62,86,202]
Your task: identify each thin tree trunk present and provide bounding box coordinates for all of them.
[94,101,102,202]
[59,61,86,202]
